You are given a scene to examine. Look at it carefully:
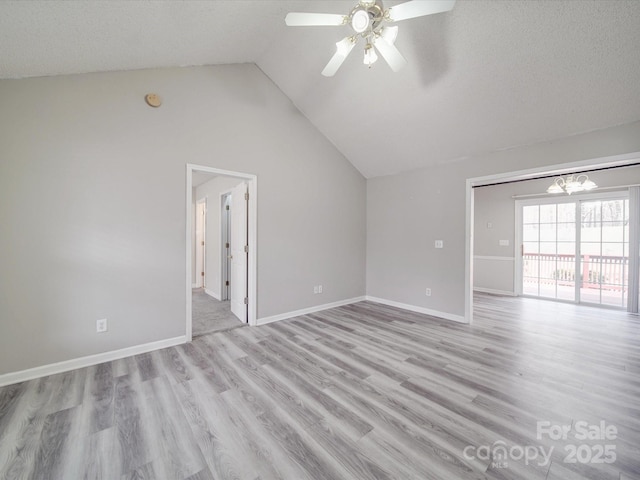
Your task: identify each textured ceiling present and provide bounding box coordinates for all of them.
[1,1,640,178]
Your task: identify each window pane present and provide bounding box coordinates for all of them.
[539,223,557,242]
[600,287,623,307]
[583,261,603,284]
[582,201,601,224]
[557,203,575,222]
[556,252,575,269]
[523,205,539,224]
[523,242,539,254]
[582,224,601,242]
[539,242,556,254]
[581,242,601,256]
[601,200,624,222]
[602,222,625,243]
[540,204,556,223]
[602,243,623,257]
[523,224,539,242]
[557,243,575,255]
[557,222,575,241]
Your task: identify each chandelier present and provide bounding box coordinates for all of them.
[547,174,597,195]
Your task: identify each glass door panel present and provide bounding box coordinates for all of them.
[579,199,629,307]
[521,203,576,300]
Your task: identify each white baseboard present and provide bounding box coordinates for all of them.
[365,296,468,324]
[474,255,515,262]
[0,335,187,387]
[474,287,517,296]
[204,288,221,301]
[256,296,366,326]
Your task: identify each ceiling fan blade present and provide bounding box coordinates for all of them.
[373,36,407,72]
[388,0,455,22]
[322,37,357,77]
[285,12,346,26]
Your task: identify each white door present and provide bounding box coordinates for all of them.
[221,194,231,301]
[230,182,248,322]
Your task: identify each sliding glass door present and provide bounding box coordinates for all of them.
[518,194,629,307]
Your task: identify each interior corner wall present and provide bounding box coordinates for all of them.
[0,64,366,376]
[366,121,640,318]
[195,176,244,300]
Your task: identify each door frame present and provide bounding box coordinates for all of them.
[195,198,207,288]
[465,151,640,324]
[186,164,258,340]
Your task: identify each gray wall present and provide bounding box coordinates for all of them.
[0,64,366,375]
[473,166,640,294]
[367,121,640,318]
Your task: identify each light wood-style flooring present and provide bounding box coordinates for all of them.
[1,294,640,479]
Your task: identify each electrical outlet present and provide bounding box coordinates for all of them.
[487,222,493,229]
[318,285,323,294]
[313,286,319,294]
[425,288,432,296]
[435,240,444,249]
[96,318,108,333]
[499,239,510,246]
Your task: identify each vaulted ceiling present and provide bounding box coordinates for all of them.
[1,1,640,178]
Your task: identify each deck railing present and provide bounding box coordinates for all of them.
[523,253,628,291]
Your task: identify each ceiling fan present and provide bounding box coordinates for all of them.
[285,0,456,76]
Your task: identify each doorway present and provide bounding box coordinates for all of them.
[186,165,258,341]
[465,152,640,323]
[516,193,630,307]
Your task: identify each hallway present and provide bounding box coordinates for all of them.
[192,288,243,336]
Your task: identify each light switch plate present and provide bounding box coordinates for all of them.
[499,239,510,246]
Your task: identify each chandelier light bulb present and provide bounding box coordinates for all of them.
[363,43,378,67]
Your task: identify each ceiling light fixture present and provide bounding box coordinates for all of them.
[285,0,456,77]
[546,174,598,195]
[363,42,378,67]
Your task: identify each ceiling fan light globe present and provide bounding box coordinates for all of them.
[582,179,597,190]
[352,9,370,33]
[364,45,378,65]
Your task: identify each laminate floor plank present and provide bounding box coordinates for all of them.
[113,374,155,476]
[218,388,320,480]
[75,426,122,480]
[169,379,259,480]
[2,294,640,479]
[324,382,488,479]
[0,377,55,480]
[140,376,208,479]
[260,362,373,441]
